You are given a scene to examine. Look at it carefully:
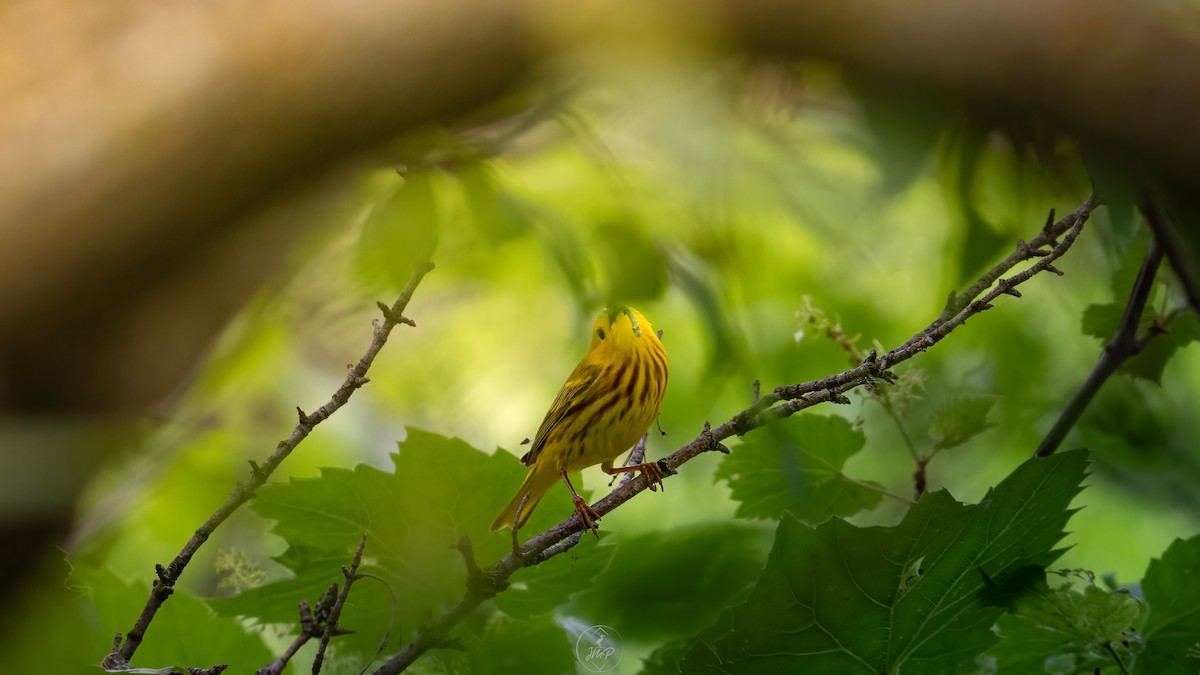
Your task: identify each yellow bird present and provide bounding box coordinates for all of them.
[491,306,669,535]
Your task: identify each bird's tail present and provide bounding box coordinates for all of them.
[490,462,557,531]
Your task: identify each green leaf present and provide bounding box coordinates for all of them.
[566,524,772,644]
[1125,311,1200,384]
[1110,229,1159,298]
[493,535,615,620]
[1080,302,1154,342]
[714,414,882,522]
[468,616,576,675]
[75,565,271,672]
[1141,534,1200,673]
[666,248,740,372]
[648,450,1089,674]
[988,570,1143,674]
[457,161,532,244]
[541,217,593,305]
[930,394,998,451]
[938,121,1011,285]
[594,221,668,303]
[849,77,955,198]
[212,429,593,661]
[1078,228,1199,384]
[409,615,576,675]
[4,556,112,674]
[1081,306,1200,384]
[1080,235,1157,343]
[355,171,439,292]
[1081,147,1139,242]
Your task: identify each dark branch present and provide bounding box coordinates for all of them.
[1139,191,1200,317]
[256,601,319,675]
[1035,222,1165,457]
[369,197,1098,674]
[312,534,369,674]
[185,666,228,675]
[105,262,433,669]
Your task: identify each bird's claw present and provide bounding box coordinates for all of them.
[573,495,601,538]
[637,462,666,492]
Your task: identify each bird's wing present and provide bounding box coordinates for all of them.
[521,361,604,466]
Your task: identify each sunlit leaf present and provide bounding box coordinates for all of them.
[211,429,594,663]
[355,171,440,292]
[647,450,1089,674]
[714,414,882,522]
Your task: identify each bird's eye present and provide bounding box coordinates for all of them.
[597,328,606,340]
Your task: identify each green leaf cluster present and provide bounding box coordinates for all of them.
[648,450,1088,674]
[989,571,1142,674]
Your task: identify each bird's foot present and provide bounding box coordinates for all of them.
[607,462,667,491]
[573,495,601,538]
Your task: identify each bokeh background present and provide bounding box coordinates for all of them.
[3,2,1199,673]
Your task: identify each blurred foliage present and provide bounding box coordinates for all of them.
[929,393,998,452]
[22,50,1198,675]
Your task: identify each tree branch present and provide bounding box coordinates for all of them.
[312,534,369,675]
[370,195,1097,674]
[102,262,434,670]
[618,434,648,486]
[256,597,325,675]
[1034,214,1166,457]
[1139,191,1200,317]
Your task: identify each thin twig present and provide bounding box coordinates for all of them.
[1103,642,1133,675]
[312,534,369,674]
[1034,236,1163,457]
[369,197,1098,674]
[619,435,648,485]
[257,601,321,675]
[103,262,434,669]
[184,666,228,674]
